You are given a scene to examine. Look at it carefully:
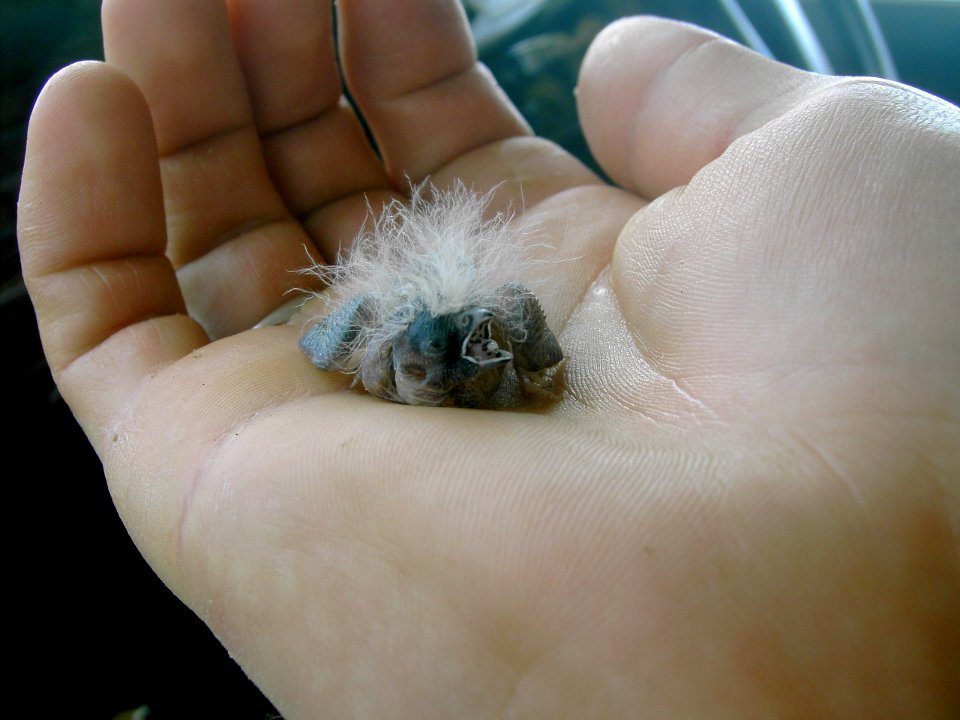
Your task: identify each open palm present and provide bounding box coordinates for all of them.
[19,1,959,717]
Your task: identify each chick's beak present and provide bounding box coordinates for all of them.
[461,308,512,368]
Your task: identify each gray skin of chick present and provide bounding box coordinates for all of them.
[300,283,563,407]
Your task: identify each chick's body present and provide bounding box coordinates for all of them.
[298,183,564,408]
[303,286,562,407]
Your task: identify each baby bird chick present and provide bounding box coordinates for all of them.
[299,182,563,408]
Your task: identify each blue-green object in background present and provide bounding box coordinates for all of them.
[466,0,959,177]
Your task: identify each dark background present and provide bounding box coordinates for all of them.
[4,1,958,716]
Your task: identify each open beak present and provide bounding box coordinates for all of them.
[461,308,512,368]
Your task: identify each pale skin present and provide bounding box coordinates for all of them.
[18,0,960,717]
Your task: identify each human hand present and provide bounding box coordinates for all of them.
[19,1,960,717]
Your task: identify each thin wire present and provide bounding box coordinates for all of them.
[770,0,835,74]
[833,0,899,79]
[717,0,774,58]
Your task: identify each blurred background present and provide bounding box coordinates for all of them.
[4,1,958,716]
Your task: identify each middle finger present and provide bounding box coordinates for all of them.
[226,0,398,252]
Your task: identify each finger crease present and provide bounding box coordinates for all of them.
[160,120,256,161]
[368,58,478,104]
[297,186,399,227]
[257,98,345,142]
[32,251,168,279]
[208,215,295,255]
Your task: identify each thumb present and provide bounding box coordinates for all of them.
[576,16,829,198]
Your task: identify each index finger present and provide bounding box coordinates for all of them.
[338,0,531,182]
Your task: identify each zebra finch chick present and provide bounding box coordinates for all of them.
[299,182,564,408]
